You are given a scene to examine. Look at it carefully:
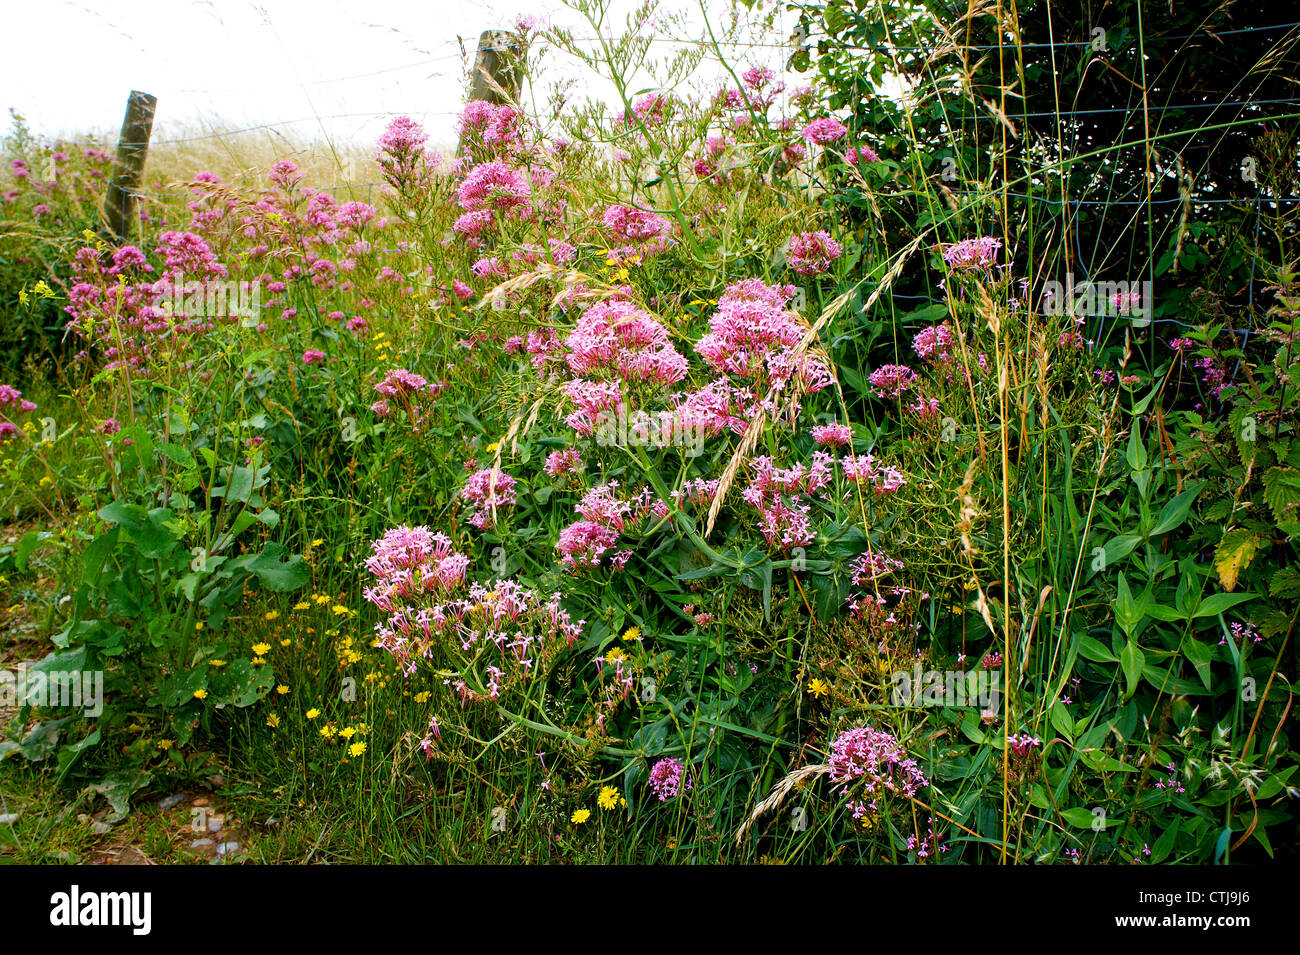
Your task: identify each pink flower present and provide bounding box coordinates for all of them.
[461,468,518,530]
[786,231,841,276]
[802,117,848,144]
[942,237,1002,272]
[866,364,918,399]
[457,161,530,213]
[812,423,853,447]
[828,725,928,821]
[648,757,692,800]
[301,349,325,364]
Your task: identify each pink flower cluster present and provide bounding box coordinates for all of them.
[866,364,918,399]
[785,230,841,277]
[648,757,692,800]
[841,454,907,494]
[695,279,832,401]
[812,422,853,447]
[828,725,929,820]
[942,236,1003,272]
[461,467,518,530]
[803,117,848,145]
[362,528,586,704]
[555,481,667,571]
[0,384,37,443]
[740,453,834,552]
[911,322,956,362]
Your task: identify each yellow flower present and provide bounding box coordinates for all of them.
[252,657,266,665]
[313,594,331,605]
[414,691,431,704]
[193,688,208,700]
[276,685,289,695]
[280,638,291,647]
[486,441,499,452]
[157,739,173,751]
[332,604,353,617]
[293,601,311,611]
[251,642,272,656]
[311,538,324,547]
[195,622,204,631]
[571,808,591,824]
[266,713,280,728]
[209,659,226,667]
[306,708,320,720]
[621,626,642,642]
[320,724,336,739]
[604,647,626,664]
[264,610,279,621]
[597,786,620,810]
[807,678,830,700]
[348,742,365,758]
[339,727,356,740]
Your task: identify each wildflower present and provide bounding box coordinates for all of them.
[648,757,692,801]
[266,713,280,728]
[785,231,842,277]
[193,688,208,700]
[251,642,271,656]
[348,742,366,758]
[828,725,929,822]
[276,685,289,695]
[807,678,830,699]
[598,786,620,810]
[803,117,849,144]
[811,422,852,448]
[306,708,320,720]
[621,626,642,642]
[942,237,1002,272]
[157,739,173,751]
[571,808,591,824]
[264,610,279,621]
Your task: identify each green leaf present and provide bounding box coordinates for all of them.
[1192,592,1258,619]
[85,769,153,823]
[1075,634,1117,662]
[1119,639,1145,698]
[1061,807,1100,828]
[1262,467,1300,526]
[14,531,41,571]
[1150,484,1201,536]
[228,542,309,592]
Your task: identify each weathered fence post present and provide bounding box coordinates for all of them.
[456,31,523,156]
[468,30,523,105]
[102,90,157,243]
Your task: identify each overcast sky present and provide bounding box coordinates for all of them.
[3,0,797,149]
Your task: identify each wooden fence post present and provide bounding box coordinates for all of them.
[102,90,157,243]
[457,31,523,156]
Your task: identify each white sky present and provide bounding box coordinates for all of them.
[2,0,797,150]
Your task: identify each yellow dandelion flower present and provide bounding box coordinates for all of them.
[414,691,431,704]
[280,638,291,647]
[209,659,226,667]
[571,808,591,824]
[313,594,331,605]
[604,647,626,664]
[195,622,204,631]
[294,601,311,611]
[311,538,324,547]
[251,642,271,656]
[157,739,173,751]
[252,656,266,665]
[276,685,289,695]
[320,724,336,739]
[339,727,356,740]
[193,688,208,700]
[264,610,280,621]
[306,708,320,720]
[807,678,830,700]
[621,626,642,642]
[348,742,365,758]
[597,786,619,810]
[266,713,280,728]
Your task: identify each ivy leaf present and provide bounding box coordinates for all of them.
[1213,529,1259,592]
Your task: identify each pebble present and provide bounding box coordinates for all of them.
[192,796,210,807]
[157,793,185,811]
[189,838,214,849]
[0,813,18,825]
